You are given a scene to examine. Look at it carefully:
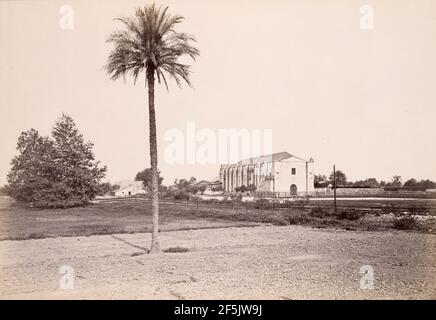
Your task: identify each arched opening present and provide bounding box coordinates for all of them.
[290,184,297,196]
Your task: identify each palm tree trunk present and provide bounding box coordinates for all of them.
[147,68,161,254]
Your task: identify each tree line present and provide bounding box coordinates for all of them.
[315,170,436,189]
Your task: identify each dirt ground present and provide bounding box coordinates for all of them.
[0,225,434,299]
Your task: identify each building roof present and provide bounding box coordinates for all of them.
[236,152,308,165]
[114,180,143,188]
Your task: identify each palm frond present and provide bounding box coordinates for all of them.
[105,4,199,89]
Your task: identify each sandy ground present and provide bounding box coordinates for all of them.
[0,225,435,299]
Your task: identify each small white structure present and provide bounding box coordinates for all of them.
[114,181,146,197]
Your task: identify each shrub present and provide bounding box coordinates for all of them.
[230,193,243,202]
[269,216,289,226]
[381,204,401,215]
[392,216,417,230]
[310,206,329,218]
[335,208,364,221]
[407,205,428,215]
[234,185,247,193]
[287,213,310,225]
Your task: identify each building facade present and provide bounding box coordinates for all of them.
[114,181,146,197]
[219,152,315,196]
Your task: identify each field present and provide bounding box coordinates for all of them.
[0,196,435,241]
[0,196,435,299]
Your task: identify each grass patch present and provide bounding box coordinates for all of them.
[1,197,434,241]
[164,246,190,253]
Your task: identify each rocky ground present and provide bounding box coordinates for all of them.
[0,225,434,299]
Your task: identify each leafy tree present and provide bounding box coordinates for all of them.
[51,115,107,205]
[135,168,164,191]
[190,183,207,194]
[328,170,347,187]
[7,129,57,205]
[387,175,402,187]
[403,178,417,187]
[403,178,436,189]
[174,177,197,191]
[7,115,106,208]
[314,174,328,188]
[352,178,380,188]
[106,4,199,253]
[417,179,436,189]
[98,182,120,196]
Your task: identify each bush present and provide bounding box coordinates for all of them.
[287,213,310,225]
[234,185,247,193]
[407,205,428,215]
[335,208,364,221]
[381,204,401,215]
[393,216,417,230]
[230,193,243,202]
[269,216,289,226]
[253,198,271,209]
[310,206,329,218]
[174,190,190,201]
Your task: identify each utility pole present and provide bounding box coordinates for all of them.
[333,164,337,214]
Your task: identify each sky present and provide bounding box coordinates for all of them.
[0,0,435,186]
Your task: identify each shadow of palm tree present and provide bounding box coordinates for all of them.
[111,235,150,254]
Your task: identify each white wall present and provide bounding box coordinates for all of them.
[273,160,314,194]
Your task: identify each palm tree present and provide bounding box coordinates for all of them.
[105,4,199,253]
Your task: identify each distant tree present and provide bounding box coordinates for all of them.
[403,178,436,189]
[98,182,120,196]
[417,179,436,189]
[353,178,380,188]
[190,183,207,194]
[7,115,106,208]
[403,178,417,187]
[135,168,164,191]
[173,177,197,192]
[329,170,347,187]
[387,175,402,187]
[174,178,189,191]
[314,174,329,188]
[0,184,10,195]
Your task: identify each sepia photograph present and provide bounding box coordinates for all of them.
[0,0,435,304]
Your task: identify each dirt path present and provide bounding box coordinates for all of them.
[0,225,435,299]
